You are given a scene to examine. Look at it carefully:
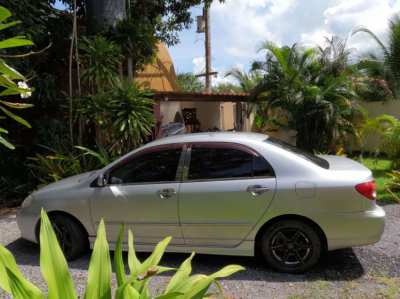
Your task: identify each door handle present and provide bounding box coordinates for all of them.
[246,185,270,196]
[157,188,176,199]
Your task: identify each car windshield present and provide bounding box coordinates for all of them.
[265,137,330,169]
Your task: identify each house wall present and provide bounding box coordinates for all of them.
[181,102,222,131]
[160,102,182,124]
[358,100,400,152]
[245,100,400,150]
[221,102,235,131]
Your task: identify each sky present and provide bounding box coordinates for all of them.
[169,0,400,85]
[54,0,400,85]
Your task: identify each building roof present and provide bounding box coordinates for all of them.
[154,91,250,102]
[135,43,179,92]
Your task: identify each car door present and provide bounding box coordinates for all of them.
[178,142,277,247]
[90,144,184,245]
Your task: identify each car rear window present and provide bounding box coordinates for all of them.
[265,137,330,169]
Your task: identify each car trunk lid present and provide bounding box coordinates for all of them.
[319,155,371,172]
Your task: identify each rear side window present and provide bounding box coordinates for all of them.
[187,145,274,181]
[265,137,329,169]
[109,148,182,184]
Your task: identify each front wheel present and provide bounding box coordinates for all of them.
[47,214,89,261]
[260,220,322,273]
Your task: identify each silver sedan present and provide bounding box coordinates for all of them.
[18,132,385,273]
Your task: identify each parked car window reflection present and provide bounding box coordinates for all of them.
[188,146,274,181]
[109,148,182,184]
[265,137,330,169]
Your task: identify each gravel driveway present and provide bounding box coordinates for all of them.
[1,204,399,299]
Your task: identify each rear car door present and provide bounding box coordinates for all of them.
[90,144,184,245]
[178,142,277,247]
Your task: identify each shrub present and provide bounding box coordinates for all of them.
[0,5,34,149]
[0,210,244,298]
[382,121,400,169]
[385,170,400,203]
[27,151,84,186]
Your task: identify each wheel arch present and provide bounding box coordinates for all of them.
[254,214,328,257]
[34,210,89,243]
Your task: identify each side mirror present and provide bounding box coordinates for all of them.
[96,173,108,187]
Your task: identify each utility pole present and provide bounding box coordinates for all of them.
[196,3,216,92]
[204,4,211,92]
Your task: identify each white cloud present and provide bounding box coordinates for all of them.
[171,0,400,73]
[192,56,206,75]
[191,56,239,86]
[301,29,332,48]
[211,0,295,60]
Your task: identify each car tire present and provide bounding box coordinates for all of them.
[260,219,322,273]
[46,214,89,261]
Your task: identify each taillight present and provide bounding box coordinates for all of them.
[355,181,376,200]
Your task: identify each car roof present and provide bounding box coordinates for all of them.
[146,132,268,147]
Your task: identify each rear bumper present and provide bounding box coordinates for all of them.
[325,204,385,251]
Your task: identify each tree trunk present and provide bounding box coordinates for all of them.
[127,57,133,82]
[86,0,126,33]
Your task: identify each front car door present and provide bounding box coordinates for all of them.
[90,144,184,245]
[178,142,277,247]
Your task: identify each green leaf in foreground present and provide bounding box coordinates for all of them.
[165,252,195,293]
[6,268,44,299]
[84,219,112,299]
[0,134,14,149]
[0,106,31,128]
[0,245,40,295]
[114,224,127,287]
[0,37,33,49]
[39,209,77,299]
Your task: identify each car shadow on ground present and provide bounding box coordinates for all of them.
[6,238,364,282]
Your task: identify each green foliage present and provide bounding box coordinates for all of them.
[27,150,84,185]
[109,82,155,151]
[176,73,204,92]
[110,18,158,75]
[78,82,155,155]
[75,144,114,167]
[39,210,77,299]
[382,120,400,169]
[357,114,398,155]
[0,210,244,299]
[80,36,123,93]
[225,68,263,118]
[360,158,399,203]
[385,170,400,203]
[0,5,33,149]
[353,15,400,100]
[226,68,262,93]
[251,37,361,152]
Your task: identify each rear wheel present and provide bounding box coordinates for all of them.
[260,220,322,273]
[39,214,89,261]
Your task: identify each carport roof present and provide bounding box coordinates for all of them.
[154,91,250,102]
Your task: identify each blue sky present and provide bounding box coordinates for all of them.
[170,0,400,85]
[54,0,400,85]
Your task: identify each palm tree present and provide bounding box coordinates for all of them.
[176,73,204,92]
[352,15,400,100]
[251,39,360,152]
[225,68,263,119]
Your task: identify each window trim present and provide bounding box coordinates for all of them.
[182,142,275,183]
[106,143,185,186]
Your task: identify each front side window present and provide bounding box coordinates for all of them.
[187,144,274,181]
[109,148,182,184]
